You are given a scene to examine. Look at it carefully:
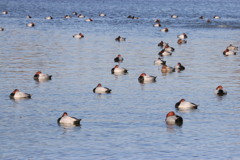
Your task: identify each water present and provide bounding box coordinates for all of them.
[0,0,240,159]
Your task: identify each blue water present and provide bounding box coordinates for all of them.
[0,0,240,159]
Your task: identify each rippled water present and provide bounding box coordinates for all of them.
[0,0,240,159]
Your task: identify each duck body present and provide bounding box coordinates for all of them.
[111,65,128,74]
[93,83,111,94]
[9,89,31,99]
[115,36,126,41]
[34,71,52,81]
[114,54,124,62]
[154,58,166,66]
[73,33,84,39]
[138,73,156,83]
[159,49,172,56]
[58,112,81,126]
[214,85,227,96]
[165,111,183,126]
[175,99,198,110]
[223,49,236,56]
[161,64,174,73]
[177,33,188,39]
[174,63,185,71]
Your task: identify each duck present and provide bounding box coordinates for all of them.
[175,99,198,110]
[153,23,161,27]
[177,39,187,45]
[58,112,81,126]
[45,16,53,20]
[114,54,124,63]
[154,19,161,23]
[161,64,174,73]
[213,15,221,19]
[207,19,211,23]
[0,27,4,31]
[138,73,157,83]
[214,85,227,96]
[165,111,183,126]
[223,49,236,56]
[154,57,166,66]
[111,65,128,74]
[85,18,93,22]
[72,12,78,15]
[99,13,106,17]
[160,28,169,32]
[34,71,52,81]
[174,62,185,71]
[177,33,188,39]
[227,44,238,51]
[9,89,31,99]
[93,83,111,94]
[78,14,85,18]
[158,41,168,48]
[199,16,204,19]
[115,36,126,41]
[158,49,172,56]
[26,22,35,27]
[171,15,178,18]
[26,15,32,18]
[127,15,139,19]
[64,15,72,19]
[2,11,8,15]
[164,44,175,52]
[73,33,84,39]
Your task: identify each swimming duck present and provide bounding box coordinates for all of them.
[111,65,128,74]
[45,16,53,20]
[115,36,126,41]
[177,39,187,45]
[2,11,8,15]
[158,49,172,56]
[174,62,185,71]
[154,19,161,23]
[127,15,139,19]
[72,12,78,15]
[93,83,111,94]
[223,49,236,56]
[114,54,124,63]
[78,14,85,18]
[154,57,166,66]
[199,16,204,19]
[160,28,169,32]
[99,13,106,17]
[26,22,35,27]
[165,111,183,126]
[177,33,188,39]
[34,71,52,81]
[171,15,178,18]
[161,64,174,73]
[158,41,168,48]
[214,85,227,96]
[227,44,238,51]
[9,89,31,99]
[58,112,81,126]
[0,27,4,31]
[73,33,84,39]
[64,15,72,19]
[153,23,161,27]
[213,15,221,19]
[175,99,198,110]
[26,15,32,18]
[138,73,157,83]
[164,44,175,52]
[85,18,93,22]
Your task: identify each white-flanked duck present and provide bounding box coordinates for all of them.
[161,64,174,73]
[9,89,31,99]
[115,36,126,41]
[26,22,35,27]
[58,112,81,126]
[175,99,198,110]
[26,15,32,18]
[178,33,188,39]
[164,44,175,52]
[174,62,185,71]
[138,73,157,83]
[2,11,8,15]
[227,44,238,51]
[223,49,236,56]
[159,49,172,56]
[99,13,106,17]
[153,23,161,27]
[165,111,183,126]
[0,27,4,31]
[93,83,111,94]
[45,16,53,20]
[111,65,128,74]
[158,41,168,48]
[64,15,72,19]
[114,54,124,63]
[72,12,78,15]
[160,28,169,32]
[73,33,84,39]
[177,39,187,45]
[154,57,166,66]
[85,18,93,22]
[78,14,85,18]
[213,15,221,19]
[214,85,227,96]
[171,15,178,18]
[34,71,52,81]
